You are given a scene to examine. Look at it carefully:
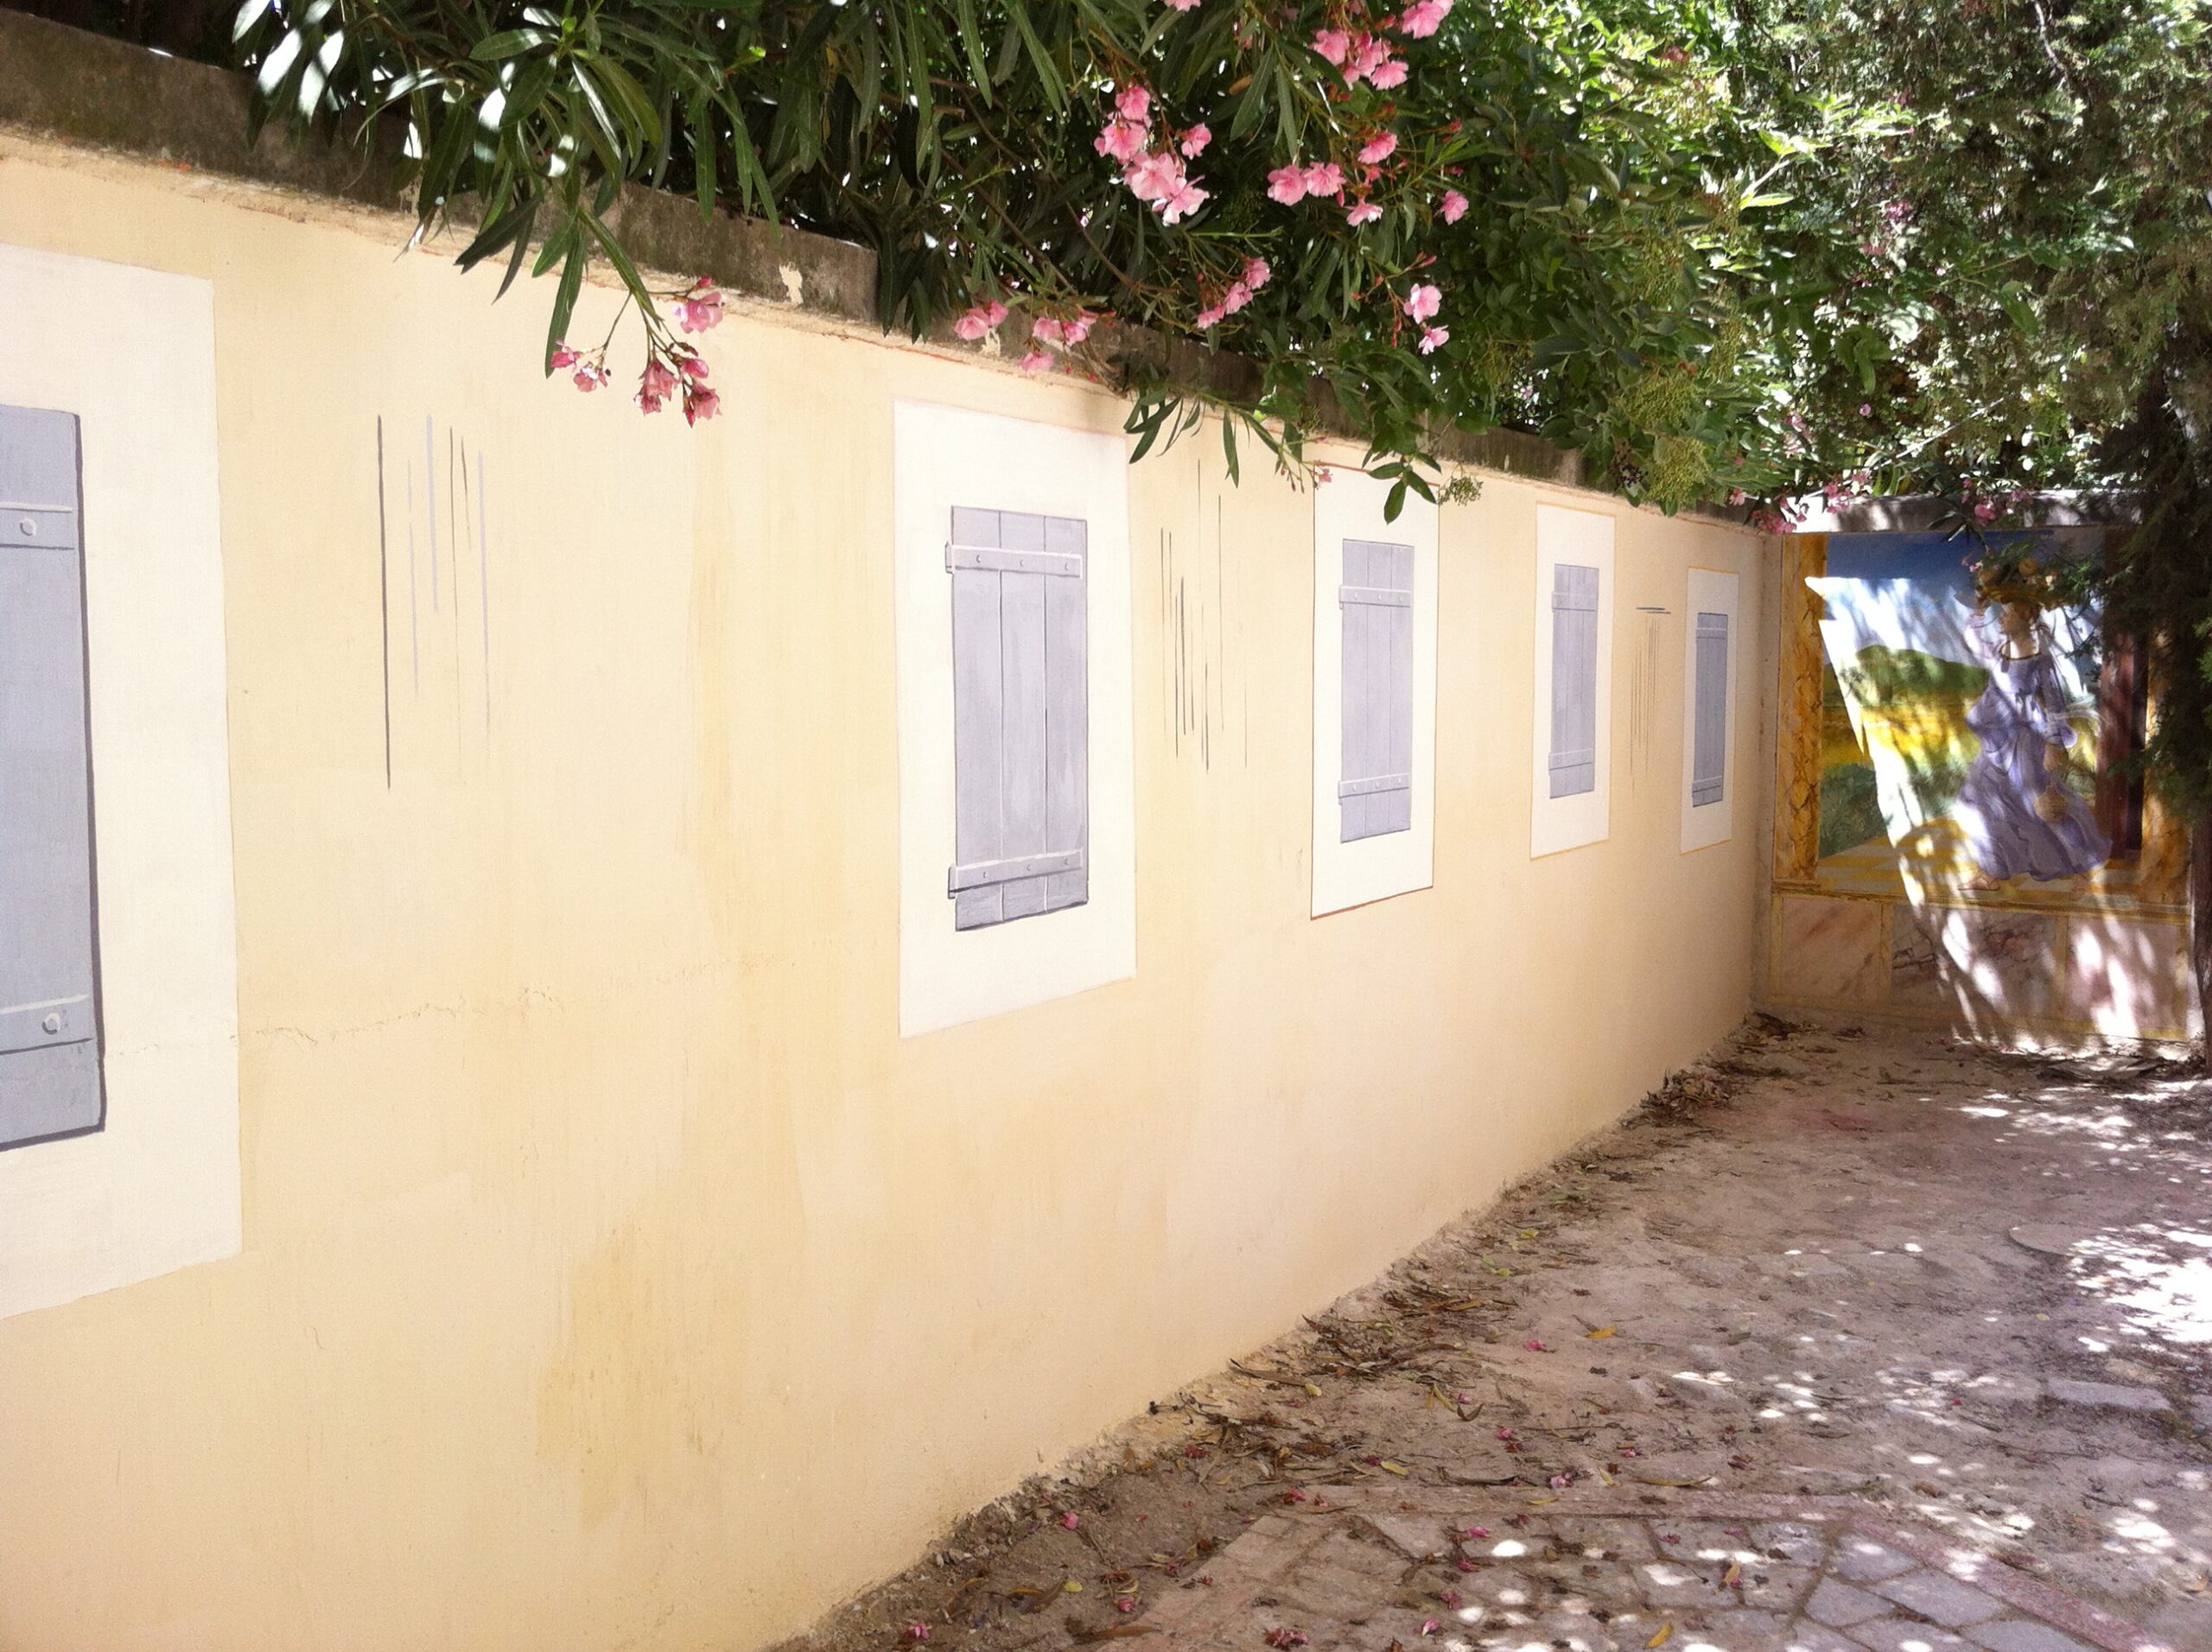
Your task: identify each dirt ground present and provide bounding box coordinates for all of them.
[770,1013,2212,1652]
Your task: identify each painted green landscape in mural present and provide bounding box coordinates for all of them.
[1819,645,1990,857]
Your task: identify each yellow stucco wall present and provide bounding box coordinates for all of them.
[0,140,1769,1651]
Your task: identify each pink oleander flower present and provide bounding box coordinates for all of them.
[1116,83,1151,123]
[1160,176,1210,223]
[1369,54,1408,88]
[1357,131,1399,164]
[1440,187,1469,223]
[954,300,1009,340]
[674,350,709,380]
[549,341,581,369]
[1418,324,1449,354]
[1019,347,1054,374]
[1180,123,1211,156]
[1312,27,1351,63]
[1243,257,1272,289]
[1302,161,1345,196]
[1404,282,1442,321]
[1973,498,1997,523]
[1194,302,1228,327]
[1268,166,1309,204]
[1123,150,1182,202]
[1060,1511,1080,1529]
[906,1627,931,1644]
[636,358,678,413]
[682,384,719,424]
[1346,200,1382,226]
[571,362,607,392]
[675,280,725,333]
[1096,118,1148,162]
[1165,0,1200,10]
[1398,0,1452,36]
[1032,310,1096,347]
[1347,35,1389,82]
[1221,280,1253,315]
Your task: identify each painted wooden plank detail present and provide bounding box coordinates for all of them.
[1337,772,1411,799]
[1548,561,1599,798]
[0,403,103,1149]
[1691,609,1729,807]
[947,849,1086,891]
[946,543,1083,579]
[1338,537,1415,842]
[948,505,1090,929]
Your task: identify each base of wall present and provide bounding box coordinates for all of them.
[1762,886,2201,1045]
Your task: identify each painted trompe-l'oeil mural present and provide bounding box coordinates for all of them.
[1768,525,2196,1041]
[1809,531,2139,904]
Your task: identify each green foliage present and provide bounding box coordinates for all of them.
[226,0,1886,501]
[1840,645,1987,707]
[1817,762,1885,857]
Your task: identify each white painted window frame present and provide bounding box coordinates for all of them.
[0,242,240,1322]
[1681,566,1741,853]
[894,400,1134,1035]
[1310,470,1438,916]
[1529,504,1615,857]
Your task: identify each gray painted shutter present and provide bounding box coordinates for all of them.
[1690,610,1729,807]
[1548,562,1599,798]
[1338,538,1414,842]
[0,405,103,1149]
[948,508,1088,930]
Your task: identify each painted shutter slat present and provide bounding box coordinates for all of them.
[1338,538,1370,841]
[0,404,102,1149]
[1548,562,1599,798]
[950,507,1007,929]
[995,511,1050,922]
[1381,542,1414,835]
[1691,610,1728,806]
[1041,513,1089,913]
[1338,538,1414,842]
[948,505,1089,930]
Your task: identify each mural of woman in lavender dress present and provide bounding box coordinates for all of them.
[1954,597,2112,889]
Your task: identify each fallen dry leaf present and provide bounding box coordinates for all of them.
[1633,1474,1716,1488]
[1646,1625,1674,1648]
[1586,1326,1617,1339]
[1072,1627,1159,1643]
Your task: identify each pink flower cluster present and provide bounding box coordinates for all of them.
[550,279,726,424]
[1020,308,1099,373]
[1194,257,1273,328]
[1403,282,1447,354]
[954,298,1008,341]
[1267,161,1347,205]
[674,277,725,333]
[1096,84,1211,224]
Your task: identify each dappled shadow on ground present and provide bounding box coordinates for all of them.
[771,1018,2212,1652]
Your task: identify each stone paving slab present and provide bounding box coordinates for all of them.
[1140,1489,2177,1652]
